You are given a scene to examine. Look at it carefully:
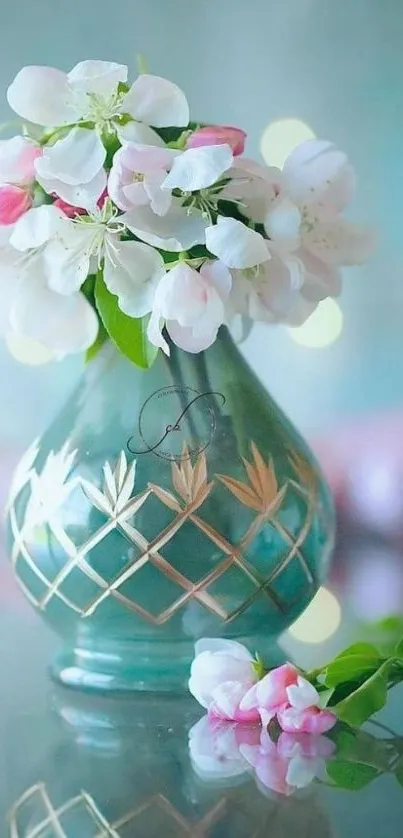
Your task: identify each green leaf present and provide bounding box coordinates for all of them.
[394,638,403,659]
[85,321,108,362]
[323,643,383,688]
[95,274,158,369]
[327,760,381,791]
[334,660,391,727]
[317,687,335,709]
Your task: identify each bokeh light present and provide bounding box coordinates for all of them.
[6,333,55,365]
[260,118,316,168]
[288,299,343,348]
[288,586,341,643]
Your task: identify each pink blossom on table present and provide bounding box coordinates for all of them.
[240,728,335,796]
[186,125,247,156]
[0,185,32,224]
[241,665,337,734]
[187,639,260,723]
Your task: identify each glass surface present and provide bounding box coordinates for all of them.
[6,330,334,692]
[1,573,403,837]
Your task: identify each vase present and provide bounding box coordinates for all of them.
[6,327,334,691]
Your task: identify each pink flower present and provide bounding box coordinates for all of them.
[53,197,87,218]
[0,135,42,224]
[240,728,335,796]
[187,125,246,156]
[0,185,32,224]
[241,664,337,734]
[188,639,260,723]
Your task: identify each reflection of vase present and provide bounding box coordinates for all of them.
[6,328,334,691]
[9,691,334,838]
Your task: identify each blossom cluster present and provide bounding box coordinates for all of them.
[189,639,336,734]
[0,59,374,364]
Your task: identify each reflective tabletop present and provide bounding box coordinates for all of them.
[1,557,403,838]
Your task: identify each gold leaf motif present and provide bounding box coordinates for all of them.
[170,447,210,508]
[192,451,207,498]
[218,442,281,514]
[217,474,262,512]
[148,484,181,512]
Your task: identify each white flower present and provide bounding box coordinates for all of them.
[0,206,98,354]
[7,60,189,130]
[24,442,76,529]
[162,143,233,192]
[188,638,259,722]
[263,140,375,302]
[34,127,107,212]
[221,157,282,221]
[12,203,164,319]
[206,216,271,269]
[147,260,231,354]
[108,142,179,216]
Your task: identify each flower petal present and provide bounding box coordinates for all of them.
[0,136,41,185]
[12,270,98,353]
[122,204,207,251]
[147,307,169,354]
[210,681,260,722]
[286,676,320,711]
[7,66,76,126]
[283,139,356,210]
[277,705,337,735]
[10,205,64,251]
[206,217,271,269]
[43,223,94,294]
[0,185,31,224]
[103,238,164,317]
[38,168,107,213]
[200,259,232,302]
[166,320,219,353]
[67,60,127,95]
[35,127,106,186]
[194,638,254,661]
[123,74,189,127]
[162,144,233,192]
[116,121,164,147]
[264,197,301,249]
[303,219,376,266]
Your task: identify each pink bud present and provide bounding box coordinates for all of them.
[0,185,31,224]
[53,197,87,218]
[186,125,247,156]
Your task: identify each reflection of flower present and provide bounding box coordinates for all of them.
[240,728,335,796]
[24,442,76,529]
[188,638,260,722]
[189,714,334,796]
[188,716,258,781]
[241,662,336,734]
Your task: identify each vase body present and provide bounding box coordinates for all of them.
[6,329,334,691]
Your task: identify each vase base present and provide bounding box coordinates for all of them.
[50,635,285,694]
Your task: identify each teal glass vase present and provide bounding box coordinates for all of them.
[6,328,335,691]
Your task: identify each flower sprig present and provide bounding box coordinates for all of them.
[189,635,403,733]
[0,58,375,366]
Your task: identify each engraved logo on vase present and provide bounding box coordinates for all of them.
[127,386,225,461]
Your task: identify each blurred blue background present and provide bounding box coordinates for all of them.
[0,0,402,446]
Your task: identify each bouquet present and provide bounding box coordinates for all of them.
[0,59,374,367]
